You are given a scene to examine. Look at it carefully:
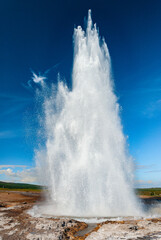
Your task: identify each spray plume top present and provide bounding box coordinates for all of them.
[87,9,92,31]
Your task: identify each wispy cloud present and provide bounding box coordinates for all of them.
[143,99,161,118]
[120,87,161,118]
[0,166,38,184]
[0,93,32,118]
[22,63,60,91]
[1,104,27,117]
[0,130,17,139]
[144,169,161,173]
[21,80,34,92]
[0,130,23,139]
[0,93,32,140]
[135,163,156,170]
[121,88,161,96]
[136,179,153,184]
[135,179,161,188]
[0,165,27,169]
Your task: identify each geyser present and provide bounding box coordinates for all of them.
[35,10,141,217]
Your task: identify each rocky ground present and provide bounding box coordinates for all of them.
[0,191,87,240]
[85,218,161,239]
[0,190,161,239]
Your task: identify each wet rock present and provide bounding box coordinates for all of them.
[129,225,138,231]
[62,221,65,227]
[0,203,7,207]
[8,220,14,223]
[59,235,63,240]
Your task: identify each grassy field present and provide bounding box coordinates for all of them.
[0,181,42,192]
[136,188,161,197]
[0,181,161,196]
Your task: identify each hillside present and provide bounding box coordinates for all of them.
[0,181,42,190]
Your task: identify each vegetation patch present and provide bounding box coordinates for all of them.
[136,188,161,196]
[0,181,42,191]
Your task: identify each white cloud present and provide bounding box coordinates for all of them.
[0,165,27,169]
[0,93,31,102]
[144,169,161,173]
[135,179,161,188]
[0,166,38,184]
[32,72,46,83]
[0,168,14,175]
[15,168,38,183]
[136,180,153,184]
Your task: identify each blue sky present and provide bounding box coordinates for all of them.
[0,0,161,187]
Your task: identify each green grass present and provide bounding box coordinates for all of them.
[136,188,161,196]
[0,181,43,191]
[0,181,161,196]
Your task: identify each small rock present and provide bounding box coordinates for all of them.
[0,203,7,207]
[8,220,14,223]
[62,221,65,227]
[129,225,138,231]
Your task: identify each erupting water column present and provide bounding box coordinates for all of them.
[36,10,141,217]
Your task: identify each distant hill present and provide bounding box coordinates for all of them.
[0,181,161,196]
[0,181,42,190]
[136,188,161,196]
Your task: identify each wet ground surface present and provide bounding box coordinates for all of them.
[75,223,97,237]
[85,218,161,239]
[0,191,161,239]
[0,191,87,239]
